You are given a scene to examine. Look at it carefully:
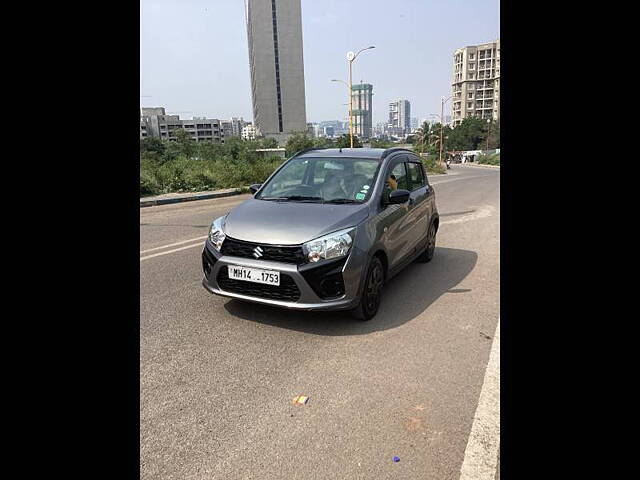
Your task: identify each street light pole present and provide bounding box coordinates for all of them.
[346,46,375,148]
[348,53,354,148]
[439,96,453,167]
[486,120,491,150]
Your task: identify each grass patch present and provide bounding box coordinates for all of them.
[477,153,500,166]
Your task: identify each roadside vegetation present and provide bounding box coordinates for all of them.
[140,118,498,196]
[140,131,283,196]
[413,116,500,154]
[477,153,500,166]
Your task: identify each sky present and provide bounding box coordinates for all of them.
[140,0,499,125]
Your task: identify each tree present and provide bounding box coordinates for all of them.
[175,128,195,158]
[414,121,430,154]
[370,138,393,149]
[445,116,487,151]
[140,137,165,156]
[485,120,500,149]
[415,121,441,155]
[258,137,279,149]
[196,139,225,162]
[313,136,334,148]
[335,134,362,148]
[285,131,314,156]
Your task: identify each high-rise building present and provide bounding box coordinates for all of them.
[319,120,347,136]
[388,99,411,136]
[230,117,248,137]
[350,83,373,139]
[451,39,500,126]
[245,0,307,144]
[220,121,233,139]
[322,126,335,137]
[307,122,319,138]
[242,123,258,140]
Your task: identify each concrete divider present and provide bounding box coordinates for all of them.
[140,188,243,208]
[459,163,500,169]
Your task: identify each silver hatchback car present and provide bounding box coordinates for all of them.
[202,147,439,320]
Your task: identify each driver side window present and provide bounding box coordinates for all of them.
[388,162,408,190]
[383,162,408,202]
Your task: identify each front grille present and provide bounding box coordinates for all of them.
[220,236,305,264]
[216,266,301,302]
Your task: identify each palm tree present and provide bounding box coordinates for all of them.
[415,121,431,155]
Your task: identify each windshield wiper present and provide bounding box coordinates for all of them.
[260,195,323,202]
[324,198,360,204]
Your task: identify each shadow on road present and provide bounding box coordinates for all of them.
[223,247,478,336]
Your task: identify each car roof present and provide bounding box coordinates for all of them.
[295,147,417,161]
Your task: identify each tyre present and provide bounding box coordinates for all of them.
[417,221,437,263]
[351,256,384,321]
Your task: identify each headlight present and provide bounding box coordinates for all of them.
[208,216,226,251]
[302,227,355,263]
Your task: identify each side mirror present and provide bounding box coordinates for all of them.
[387,189,410,205]
[249,184,262,194]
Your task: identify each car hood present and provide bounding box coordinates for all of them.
[223,198,370,245]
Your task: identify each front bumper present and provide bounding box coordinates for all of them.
[201,239,367,311]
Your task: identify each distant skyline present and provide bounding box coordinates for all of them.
[140,0,499,125]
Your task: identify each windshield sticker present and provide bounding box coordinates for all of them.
[355,192,366,200]
[362,185,370,190]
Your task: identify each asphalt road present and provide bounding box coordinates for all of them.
[140,164,500,479]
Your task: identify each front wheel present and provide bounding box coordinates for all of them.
[417,221,437,263]
[351,256,384,321]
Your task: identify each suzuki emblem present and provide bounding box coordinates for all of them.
[253,246,264,259]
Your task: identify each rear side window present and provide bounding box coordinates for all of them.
[407,162,426,190]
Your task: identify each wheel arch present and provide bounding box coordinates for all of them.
[431,214,439,232]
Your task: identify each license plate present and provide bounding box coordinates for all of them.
[228,265,280,286]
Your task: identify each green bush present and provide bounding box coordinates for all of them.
[139,138,286,197]
[477,153,500,165]
[421,155,447,175]
[140,168,161,196]
[140,137,452,197]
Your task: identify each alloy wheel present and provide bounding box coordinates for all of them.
[365,259,384,314]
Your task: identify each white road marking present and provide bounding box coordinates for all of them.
[431,175,488,186]
[459,318,500,480]
[140,242,205,261]
[140,235,208,254]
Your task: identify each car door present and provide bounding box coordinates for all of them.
[379,157,414,271]
[404,159,432,253]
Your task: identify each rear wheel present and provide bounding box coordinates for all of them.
[417,221,437,263]
[351,256,384,321]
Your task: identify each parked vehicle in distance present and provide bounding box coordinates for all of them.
[202,147,439,320]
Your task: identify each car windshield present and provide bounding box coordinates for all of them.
[256,157,380,203]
